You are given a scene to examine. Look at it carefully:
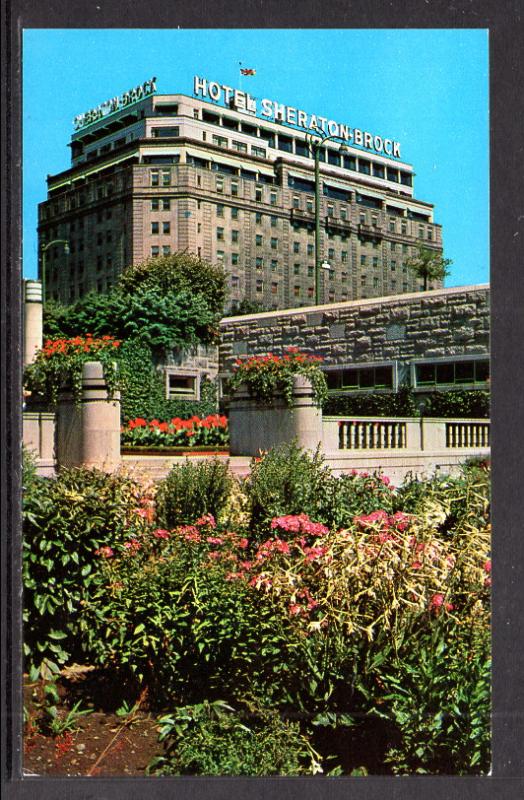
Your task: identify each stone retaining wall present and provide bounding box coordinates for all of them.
[219,285,490,380]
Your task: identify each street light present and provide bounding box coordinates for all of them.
[40,239,69,304]
[305,127,349,304]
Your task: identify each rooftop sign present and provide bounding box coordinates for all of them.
[73,78,157,131]
[193,75,401,159]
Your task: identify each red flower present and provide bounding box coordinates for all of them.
[94,546,114,558]
[152,529,170,540]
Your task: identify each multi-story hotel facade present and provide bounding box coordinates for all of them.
[38,76,444,312]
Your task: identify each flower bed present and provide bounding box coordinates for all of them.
[120,414,229,449]
[22,450,490,776]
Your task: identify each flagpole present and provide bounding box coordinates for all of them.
[239,61,242,91]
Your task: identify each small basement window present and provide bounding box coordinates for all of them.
[166,373,198,400]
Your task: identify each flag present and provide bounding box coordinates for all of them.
[240,68,256,76]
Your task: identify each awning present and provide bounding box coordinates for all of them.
[140,146,182,157]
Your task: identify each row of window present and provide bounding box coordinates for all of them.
[324,359,489,392]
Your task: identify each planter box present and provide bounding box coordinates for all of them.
[228,374,323,457]
[121,446,229,456]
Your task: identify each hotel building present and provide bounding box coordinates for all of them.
[38,78,444,312]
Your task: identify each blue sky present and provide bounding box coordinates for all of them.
[23,28,489,287]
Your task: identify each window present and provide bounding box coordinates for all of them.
[328,248,335,260]
[359,159,371,175]
[427,229,433,241]
[341,271,348,283]
[151,245,160,257]
[162,199,171,211]
[387,168,399,182]
[231,230,239,243]
[401,222,407,234]
[256,234,263,246]
[151,171,160,186]
[217,227,224,240]
[256,188,263,201]
[252,145,266,158]
[326,365,394,392]
[293,196,300,209]
[271,259,278,271]
[216,178,224,193]
[162,222,170,234]
[360,212,366,224]
[216,250,225,262]
[293,242,300,253]
[307,286,314,298]
[231,182,239,196]
[231,253,239,265]
[270,192,277,206]
[151,199,160,211]
[256,279,264,293]
[256,257,264,268]
[327,205,334,217]
[271,216,278,228]
[391,260,397,271]
[415,359,489,387]
[167,374,197,400]
[308,265,314,277]
[270,238,278,249]
[162,245,171,255]
[217,204,224,217]
[212,134,228,148]
[293,285,301,297]
[306,198,314,213]
[402,244,408,254]
[360,255,366,266]
[231,275,240,288]
[271,282,278,294]
[372,257,379,268]
[419,226,425,238]
[152,126,180,138]
[151,222,159,235]
[340,207,347,220]
[232,140,248,153]
[372,216,378,227]
[389,219,396,232]
[231,207,239,219]
[391,242,397,252]
[161,170,171,186]
[293,263,301,275]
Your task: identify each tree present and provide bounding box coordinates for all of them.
[43,252,228,353]
[405,246,452,291]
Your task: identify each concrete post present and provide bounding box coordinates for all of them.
[228,374,323,456]
[56,361,121,471]
[23,280,43,368]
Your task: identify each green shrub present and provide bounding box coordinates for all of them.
[369,622,490,774]
[245,443,340,534]
[324,387,489,419]
[22,466,150,679]
[150,701,320,775]
[156,458,233,528]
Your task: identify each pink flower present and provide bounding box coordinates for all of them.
[206,536,224,545]
[380,475,391,486]
[94,546,114,558]
[123,540,141,553]
[237,538,249,550]
[208,551,222,560]
[484,560,491,573]
[429,593,445,612]
[195,513,216,529]
[411,561,423,570]
[152,529,170,540]
[288,603,302,616]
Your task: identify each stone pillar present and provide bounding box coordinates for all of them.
[23,280,43,368]
[56,361,121,471]
[228,374,323,456]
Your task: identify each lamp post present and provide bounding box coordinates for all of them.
[305,128,348,304]
[40,239,69,304]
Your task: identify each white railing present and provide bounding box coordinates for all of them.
[445,421,490,449]
[323,416,490,453]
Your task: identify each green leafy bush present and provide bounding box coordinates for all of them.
[156,458,233,528]
[324,387,489,419]
[245,443,339,534]
[22,466,152,678]
[150,701,320,775]
[369,622,490,774]
[324,386,416,417]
